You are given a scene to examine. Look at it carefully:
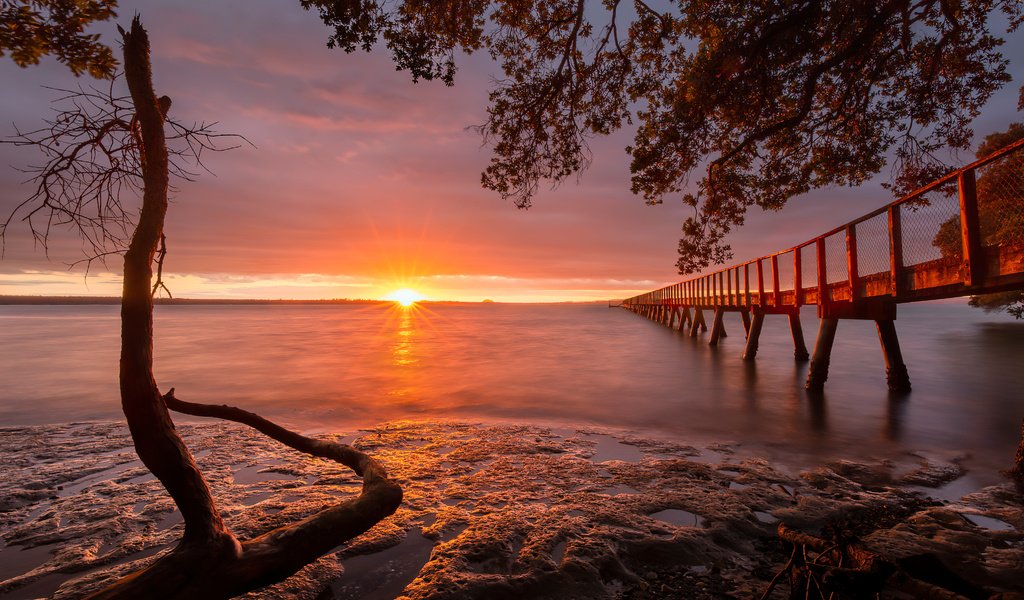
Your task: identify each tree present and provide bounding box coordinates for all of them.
[0,0,117,77]
[932,123,1024,318]
[2,16,401,600]
[302,0,1023,273]
[6,1,1024,596]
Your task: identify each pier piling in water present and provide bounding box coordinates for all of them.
[875,320,910,393]
[709,308,725,346]
[689,308,704,337]
[620,137,1024,392]
[742,311,765,360]
[806,318,839,393]
[788,313,810,361]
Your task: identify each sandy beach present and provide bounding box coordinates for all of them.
[1,420,1021,599]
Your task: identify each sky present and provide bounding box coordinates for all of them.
[1,1,1022,302]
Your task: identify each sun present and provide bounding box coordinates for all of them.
[389,288,424,307]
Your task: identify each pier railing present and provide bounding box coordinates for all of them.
[622,137,1024,392]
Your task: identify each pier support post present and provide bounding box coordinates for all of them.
[806,318,839,393]
[680,307,692,331]
[788,312,810,361]
[742,310,765,360]
[875,319,911,393]
[689,308,704,337]
[708,307,726,346]
[668,308,677,329]
[741,309,751,338]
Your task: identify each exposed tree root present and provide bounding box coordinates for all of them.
[84,389,402,600]
[761,522,993,600]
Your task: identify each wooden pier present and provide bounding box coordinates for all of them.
[621,138,1024,392]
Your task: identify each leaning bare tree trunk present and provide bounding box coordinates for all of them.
[116,13,236,553]
[85,18,401,599]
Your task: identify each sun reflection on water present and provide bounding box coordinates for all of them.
[386,302,435,368]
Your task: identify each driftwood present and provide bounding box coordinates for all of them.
[760,523,991,600]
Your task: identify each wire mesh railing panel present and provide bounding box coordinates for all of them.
[800,244,817,290]
[856,213,890,278]
[976,151,1024,249]
[825,232,848,285]
[775,251,795,292]
[900,181,960,268]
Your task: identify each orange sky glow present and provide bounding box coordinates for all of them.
[1,1,1021,302]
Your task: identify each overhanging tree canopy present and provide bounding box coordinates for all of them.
[303,0,1023,273]
[0,0,116,77]
[5,1,1022,273]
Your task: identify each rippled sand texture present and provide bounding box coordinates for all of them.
[0,421,1021,599]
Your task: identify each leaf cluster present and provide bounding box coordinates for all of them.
[303,0,1023,274]
[6,1,1022,277]
[0,0,117,77]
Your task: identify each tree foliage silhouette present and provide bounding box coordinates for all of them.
[0,0,117,77]
[6,1,1023,273]
[303,0,1023,273]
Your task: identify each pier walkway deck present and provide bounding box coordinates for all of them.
[621,138,1024,392]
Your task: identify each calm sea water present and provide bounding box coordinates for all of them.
[1,302,1022,476]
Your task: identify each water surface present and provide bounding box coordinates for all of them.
[1,302,1022,477]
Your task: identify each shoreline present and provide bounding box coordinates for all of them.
[1,419,1021,599]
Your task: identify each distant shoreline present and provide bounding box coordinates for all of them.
[0,295,389,306]
[0,296,604,306]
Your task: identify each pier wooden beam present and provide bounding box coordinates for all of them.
[806,318,839,393]
[875,319,911,393]
[789,312,810,361]
[709,307,726,346]
[742,310,765,360]
[689,307,707,337]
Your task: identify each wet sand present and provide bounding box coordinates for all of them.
[0,421,1021,599]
